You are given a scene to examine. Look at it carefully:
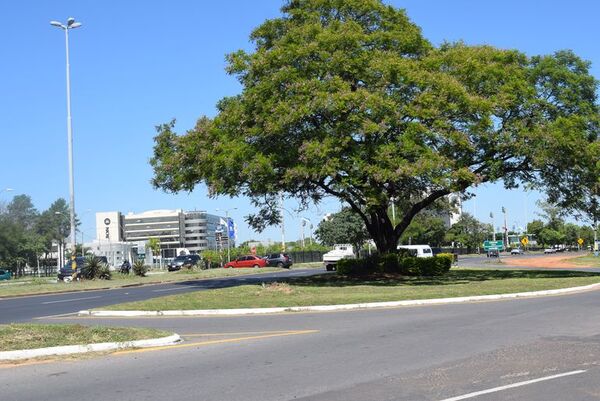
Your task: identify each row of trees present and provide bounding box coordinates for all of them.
[315,206,597,251]
[0,195,76,271]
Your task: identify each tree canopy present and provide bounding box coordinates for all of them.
[151,0,599,253]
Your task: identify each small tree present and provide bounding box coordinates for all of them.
[315,208,370,252]
[147,237,161,267]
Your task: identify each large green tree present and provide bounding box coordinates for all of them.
[151,0,599,253]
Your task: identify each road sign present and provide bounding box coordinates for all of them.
[483,240,505,251]
[521,237,529,246]
[578,238,584,246]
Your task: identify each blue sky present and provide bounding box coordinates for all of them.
[0,1,598,242]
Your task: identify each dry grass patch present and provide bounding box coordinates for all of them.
[257,282,295,295]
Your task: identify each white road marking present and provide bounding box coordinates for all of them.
[439,370,587,401]
[152,287,188,293]
[42,295,102,305]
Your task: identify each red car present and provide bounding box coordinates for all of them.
[224,255,268,268]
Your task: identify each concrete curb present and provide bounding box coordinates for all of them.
[0,334,181,361]
[78,282,600,317]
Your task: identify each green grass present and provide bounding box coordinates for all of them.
[0,263,322,297]
[568,254,600,267]
[0,324,170,352]
[101,269,600,311]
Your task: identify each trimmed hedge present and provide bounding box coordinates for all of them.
[336,253,452,277]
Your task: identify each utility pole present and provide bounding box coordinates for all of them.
[490,212,495,241]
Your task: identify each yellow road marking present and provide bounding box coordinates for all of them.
[114,330,319,355]
[180,330,307,337]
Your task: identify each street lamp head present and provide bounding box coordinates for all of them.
[50,21,64,29]
[69,22,82,29]
[67,17,75,26]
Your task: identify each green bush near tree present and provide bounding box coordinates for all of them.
[336,252,453,277]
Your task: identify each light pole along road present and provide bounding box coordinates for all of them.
[50,17,81,271]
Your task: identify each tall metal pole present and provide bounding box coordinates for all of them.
[51,18,81,268]
[64,27,76,261]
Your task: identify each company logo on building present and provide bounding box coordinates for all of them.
[104,218,111,239]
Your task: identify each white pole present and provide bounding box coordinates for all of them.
[64,27,77,261]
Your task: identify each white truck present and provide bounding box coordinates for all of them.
[323,244,356,271]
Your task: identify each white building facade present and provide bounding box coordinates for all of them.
[91,209,230,261]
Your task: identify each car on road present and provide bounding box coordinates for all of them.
[0,269,11,280]
[486,249,499,257]
[167,254,201,271]
[544,248,557,254]
[224,255,268,268]
[510,248,524,255]
[264,253,293,268]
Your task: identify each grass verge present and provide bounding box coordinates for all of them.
[0,263,322,297]
[100,269,600,311]
[0,324,170,352]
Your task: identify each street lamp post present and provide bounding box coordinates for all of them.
[216,208,237,262]
[50,17,82,266]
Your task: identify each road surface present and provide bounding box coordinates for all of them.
[2,279,600,400]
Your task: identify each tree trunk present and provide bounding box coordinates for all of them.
[366,209,400,254]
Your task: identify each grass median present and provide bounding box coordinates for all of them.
[0,324,170,352]
[0,263,322,297]
[100,269,600,311]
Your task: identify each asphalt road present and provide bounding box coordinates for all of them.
[0,268,326,323]
[3,287,600,400]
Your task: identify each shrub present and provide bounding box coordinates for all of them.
[132,260,148,277]
[399,255,452,276]
[435,253,454,271]
[377,253,401,274]
[98,264,112,280]
[336,253,453,277]
[81,256,101,280]
[336,258,368,276]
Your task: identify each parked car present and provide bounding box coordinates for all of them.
[0,269,11,280]
[224,255,268,268]
[544,248,557,254]
[264,253,293,268]
[167,254,201,271]
[57,256,86,281]
[510,248,524,255]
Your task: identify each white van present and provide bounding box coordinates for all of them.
[397,245,433,258]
